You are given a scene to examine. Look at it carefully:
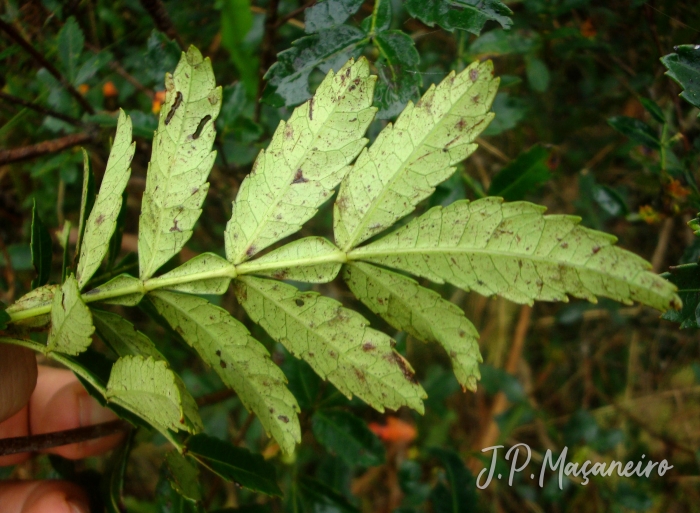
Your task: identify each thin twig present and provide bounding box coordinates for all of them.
[0,132,94,166]
[274,0,316,29]
[0,91,83,126]
[138,0,185,50]
[0,420,129,457]
[0,18,95,115]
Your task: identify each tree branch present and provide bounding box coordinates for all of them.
[0,132,94,166]
[0,19,96,115]
[0,419,129,457]
[0,92,83,127]
[138,0,185,50]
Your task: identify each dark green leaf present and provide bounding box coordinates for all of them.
[526,57,550,92]
[165,451,202,503]
[58,16,84,83]
[30,199,53,289]
[593,184,629,217]
[607,116,660,149]
[373,30,421,118]
[156,462,204,513]
[296,476,359,513]
[428,448,477,513]
[305,0,364,33]
[481,93,527,136]
[368,0,392,32]
[639,97,665,124]
[661,263,700,328]
[102,430,135,513]
[311,409,385,466]
[661,44,700,111]
[217,83,248,133]
[262,25,367,107]
[405,0,512,35]
[186,433,282,496]
[280,354,321,409]
[75,149,96,267]
[470,29,539,56]
[75,50,113,85]
[488,145,551,201]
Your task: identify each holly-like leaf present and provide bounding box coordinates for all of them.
[77,110,135,289]
[106,355,201,434]
[661,263,700,328]
[234,275,427,413]
[30,200,53,289]
[92,308,165,360]
[405,0,513,35]
[311,409,385,466]
[661,44,700,112]
[349,198,681,312]
[227,58,376,264]
[262,26,368,107]
[305,0,364,33]
[186,433,282,496]
[237,237,343,283]
[344,262,481,391]
[48,275,95,355]
[138,46,222,279]
[148,290,301,455]
[334,60,498,250]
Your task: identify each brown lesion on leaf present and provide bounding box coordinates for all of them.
[169,219,181,232]
[362,342,376,352]
[295,299,305,307]
[308,98,314,120]
[292,169,308,184]
[592,245,601,254]
[387,351,418,384]
[246,245,257,258]
[95,214,105,225]
[469,68,479,82]
[278,415,289,423]
[220,360,227,369]
[271,270,289,280]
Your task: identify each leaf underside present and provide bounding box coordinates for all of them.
[48,275,94,355]
[138,46,222,279]
[148,290,301,454]
[334,60,498,250]
[225,57,377,264]
[350,197,681,311]
[234,275,427,414]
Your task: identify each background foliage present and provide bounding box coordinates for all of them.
[1,0,700,511]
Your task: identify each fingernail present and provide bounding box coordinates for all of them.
[79,393,118,426]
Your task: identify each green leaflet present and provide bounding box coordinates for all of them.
[311,409,385,466]
[48,275,95,355]
[84,274,144,306]
[344,262,481,391]
[92,308,165,360]
[5,284,57,328]
[77,110,135,289]
[349,198,682,311]
[75,149,96,266]
[661,44,700,112]
[334,60,498,251]
[237,237,344,283]
[155,253,233,295]
[225,58,377,264]
[106,355,201,434]
[405,0,513,35]
[164,451,202,503]
[234,275,426,414]
[148,290,301,454]
[138,46,222,279]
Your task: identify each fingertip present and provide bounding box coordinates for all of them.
[0,345,37,423]
[0,480,89,513]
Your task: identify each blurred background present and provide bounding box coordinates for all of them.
[1,0,700,511]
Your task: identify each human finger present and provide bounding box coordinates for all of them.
[0,345,37,423]
[0,479,90,513]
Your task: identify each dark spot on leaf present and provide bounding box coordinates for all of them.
[329,350,337,358]
[387,352,418,384]
[272,270,288,280]
[295,299,304,307]
[469,69,479,82]
[292,169,308,184]
[592,246,601,254]
[246,246,256,257]
[278,415,289,423]
[308,98,314,120]
[220,360,227,368]
[169,220,181,232]
[362,342,375,351]
[561,242,568,249]
[458,330,466,338]
[450,350,457,357]
[95,214,105,225]
[216,350,221,357]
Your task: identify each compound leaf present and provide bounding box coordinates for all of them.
[77,110,135,289]
[84,274,144,306]
[349,198,681,312]
[226,58,376,264]
[48,275,95,355]
[186,433,282,496]
[30,200,53,289]
[155,253,233,295]
[106,355,201,434]
[148,290,301,455]
[661,44,700,112]
[92,308,165,360]
[344,262,481,391]
[405,0,513,35]
[334,60,498,250]
[138,46,222,279]
[234,275,426,414]
[237,237,343,283]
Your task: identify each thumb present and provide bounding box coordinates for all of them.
[0,344,38,423]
